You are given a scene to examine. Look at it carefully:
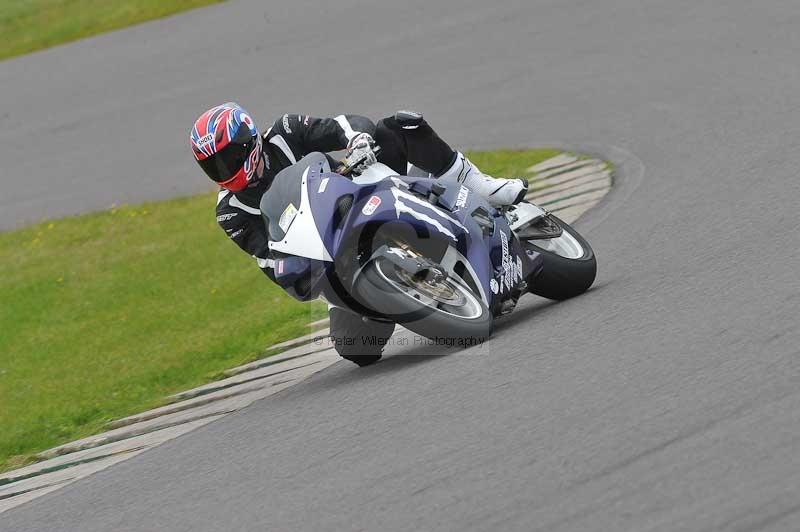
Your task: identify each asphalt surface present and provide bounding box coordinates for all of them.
[3,0,800,530]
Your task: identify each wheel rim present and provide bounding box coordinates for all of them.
[375,260,484,320]
[531,229,584,259]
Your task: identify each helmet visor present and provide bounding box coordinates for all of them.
[197,135,258,183]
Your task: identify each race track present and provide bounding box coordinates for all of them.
[4,0,800,530]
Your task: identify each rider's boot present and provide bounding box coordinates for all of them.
[437,152,528,207]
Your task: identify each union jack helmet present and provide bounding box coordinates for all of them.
[190,102,263,192]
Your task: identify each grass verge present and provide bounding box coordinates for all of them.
[0,0,222,62]
[0,147,560,472]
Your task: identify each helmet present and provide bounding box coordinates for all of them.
[190,102,262,192]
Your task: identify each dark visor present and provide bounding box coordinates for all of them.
[197,124,258,183]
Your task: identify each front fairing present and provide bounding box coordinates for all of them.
[266,154,540,311]
[321,173,534,310]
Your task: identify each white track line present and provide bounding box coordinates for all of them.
[527,153,578,173]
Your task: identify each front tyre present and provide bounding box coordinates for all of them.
[353,257,493,347]
[523,215,597,300]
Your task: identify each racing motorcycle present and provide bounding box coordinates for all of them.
[261,148,596,351]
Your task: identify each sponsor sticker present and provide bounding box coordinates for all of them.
[318,177,329,194]
[216,212,238,222]
[362,196,382,216]
[282,114,293,134]
[493,231,524,293]
[276,259,285,275]
[196,133,213,147]
[455,186,470,209]
[279,203,299,232]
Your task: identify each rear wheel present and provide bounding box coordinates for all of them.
[353,255,492,346]
[522,215,597,300]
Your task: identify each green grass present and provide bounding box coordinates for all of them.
[466,148,562,179]
[0,192,327,472]
[0,148,560,473]
[0,0,222,62]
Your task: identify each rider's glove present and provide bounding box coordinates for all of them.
[345,132,377,174]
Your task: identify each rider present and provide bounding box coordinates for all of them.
[190,103,527,365]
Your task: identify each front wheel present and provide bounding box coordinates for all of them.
[352,256,493,347]
[522,215,597,300]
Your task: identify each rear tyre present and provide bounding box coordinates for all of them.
[353,257,492,347]
[523,215,597,300]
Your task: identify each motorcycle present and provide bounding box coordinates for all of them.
[261,148,596,358]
